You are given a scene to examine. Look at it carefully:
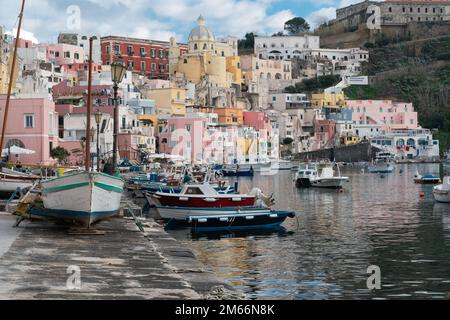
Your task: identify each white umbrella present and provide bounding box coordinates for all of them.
[2,146,36,157]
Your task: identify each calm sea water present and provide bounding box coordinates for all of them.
[167,164,450,300]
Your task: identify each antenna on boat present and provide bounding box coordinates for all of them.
[85,37,94,172]
[0,0,26,156]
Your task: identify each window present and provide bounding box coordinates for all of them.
[74,53,79,60]
[389,7,392,12]
[106,46,111,54]
[24,114,34,128]
[127,46,133,54]
[186,187,204,195]
[122,117,126,129]
[114,45,120,54]
[151,63,156,71]
[49,141,53,157]
[141,61,146,71]
[159,49,164,59]
[64,51,70,58]
[140,47,146,55]
[186,124,191,132]
[151,49,156,58]
[402,7,405,12]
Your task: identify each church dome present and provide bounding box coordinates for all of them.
[188,15,215,42]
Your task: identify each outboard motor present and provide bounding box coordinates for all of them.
[249,188,275,208]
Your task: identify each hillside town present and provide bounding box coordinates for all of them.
[1,0,450,303]
[1,1,445,168]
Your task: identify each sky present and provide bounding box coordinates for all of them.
[0,0,366,44]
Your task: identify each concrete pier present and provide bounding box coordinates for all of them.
[0,214,231,300]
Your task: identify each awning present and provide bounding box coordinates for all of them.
[2,146,36,156]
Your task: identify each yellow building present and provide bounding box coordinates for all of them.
[226,56,242,85]
[170,16,241,88]
[311,93,346,108]
[143,88,187,116]
[0,59,19,95]
[0,62,8,94]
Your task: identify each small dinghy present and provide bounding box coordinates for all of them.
[414,171,441,184]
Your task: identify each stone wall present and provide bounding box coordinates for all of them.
[294,142,381,162]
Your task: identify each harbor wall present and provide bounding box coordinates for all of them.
[294,142,381,162]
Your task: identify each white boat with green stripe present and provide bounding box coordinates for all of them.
[35,172,124,227]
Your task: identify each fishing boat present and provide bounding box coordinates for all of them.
[414,170,441,184]
[433,176,450,203]
[0,170,37,197]
[26,37,125,227]
[270,159,294,171]
[222,165,254,177]
[368,151,396,173]
[295,162,349,189]
[189,209,296,232]
[151,183,257,209]
[31,172,124,226]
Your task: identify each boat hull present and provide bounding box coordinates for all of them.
[189,210,296,232]
[297,177,349,189]
[433,188,450,203]
[38,172,124,226]
[368,164,395,173]
[156,206,269,221]
[0,179,34,197]
[153,194,256,208]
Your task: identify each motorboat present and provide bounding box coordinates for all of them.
[295,162,350,189]
[433,176,450,203]
[151,183,257,209]
[368,151,396,173]
[189,208,296,232]
[414,170,441,184]
[0,169,40,197]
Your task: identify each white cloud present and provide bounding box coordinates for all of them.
[307,7,337,28]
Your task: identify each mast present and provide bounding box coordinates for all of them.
[85,37,93,172]
[0,0,26,154]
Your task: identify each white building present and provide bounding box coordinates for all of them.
[370,128,440,161]
[255,35,320,60]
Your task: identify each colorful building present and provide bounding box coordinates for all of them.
[143,87,187,116]
[101,36,188,80]
[0,95,59,164]
[311,93,346,108]
[346,100,419,139]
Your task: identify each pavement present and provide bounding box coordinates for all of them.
[0,214,232,300]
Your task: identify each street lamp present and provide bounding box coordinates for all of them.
[110,61,127,173]
[94,109,103,172]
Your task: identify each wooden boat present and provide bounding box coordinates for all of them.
[222,166,254,177]
[0,170,39,197]
[151,183,256,209]
[31,172,124,226]
[414,171,441,184]
[433,176,450,203]
[189,209,296,232]
[24,37,125,228]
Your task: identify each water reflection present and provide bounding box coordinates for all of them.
[168,164,450,300]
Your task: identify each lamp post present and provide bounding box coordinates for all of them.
[94,110,102,172]
[110,61,127,173]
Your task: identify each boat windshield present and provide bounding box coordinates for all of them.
[185,187,204,195]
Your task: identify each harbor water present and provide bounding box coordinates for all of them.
[168,163,450,300]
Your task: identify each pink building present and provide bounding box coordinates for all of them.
[159,117,207,164]
[314,120,336,150]
[0,95,59,164]
[46,44,85,66]
[346,100,418,131]
[243,112,272,132]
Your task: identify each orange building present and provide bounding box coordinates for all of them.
[199,107,244,126]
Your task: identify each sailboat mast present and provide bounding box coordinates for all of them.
[0,0,25,154]
[85,37,93,172]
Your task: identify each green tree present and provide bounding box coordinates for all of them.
[50,146,71,164]
[272,31,284,37]
[238,32,256,50]
[284,17,310,35]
